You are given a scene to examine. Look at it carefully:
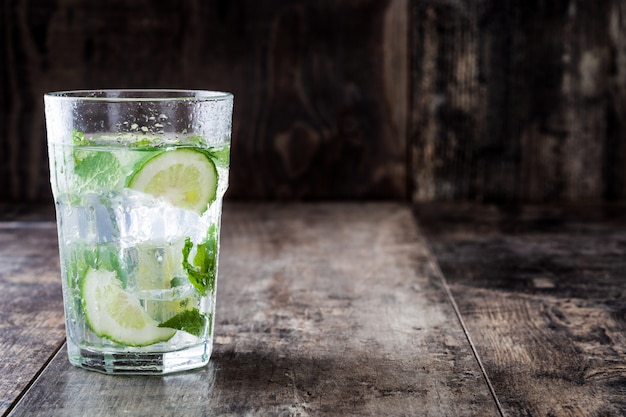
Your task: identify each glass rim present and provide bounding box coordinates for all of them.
[44,89,233,102]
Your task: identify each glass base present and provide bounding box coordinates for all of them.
[66,341,211,375]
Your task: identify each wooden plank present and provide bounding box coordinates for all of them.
[1,0,408,203]
[8,203,499,416]
[415,202,626,416]
[0,224,65,416]
[411,1,626,203]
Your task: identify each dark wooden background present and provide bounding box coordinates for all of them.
[2,0,626,204]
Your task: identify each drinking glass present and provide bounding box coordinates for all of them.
[44,90,233,374]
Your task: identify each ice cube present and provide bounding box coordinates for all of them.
[111,189,205,245]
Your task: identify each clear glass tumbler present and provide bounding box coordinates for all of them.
[44,90,233,374]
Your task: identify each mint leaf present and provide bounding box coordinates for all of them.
[74,151,122,192]
[182,239,215,296]
[182,237,202,294]
[72,130,89,146]
[182,226,218,296]
[158,308,207,337]
[194,235,217,276]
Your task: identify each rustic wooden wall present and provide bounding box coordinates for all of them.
[0,0,408,203]
[412,0,626,203]
[3,0,626,204]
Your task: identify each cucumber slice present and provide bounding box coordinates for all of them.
[82,268,176,346]
[128,148,218,213]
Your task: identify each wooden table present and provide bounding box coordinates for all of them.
[1,203,624,416]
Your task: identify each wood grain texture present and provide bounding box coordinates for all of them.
[0,224,65,416]
[415,203,626,416]
[5,0,626,205]
[1,0,408,203]
[7,203,499,417]
[411,0,626,203]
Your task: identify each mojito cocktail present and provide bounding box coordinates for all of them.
[45,90,233,374]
